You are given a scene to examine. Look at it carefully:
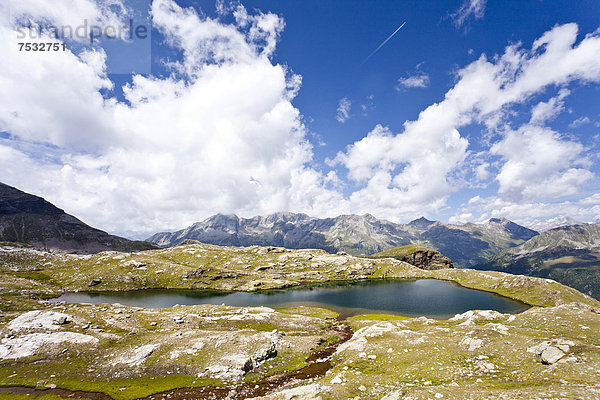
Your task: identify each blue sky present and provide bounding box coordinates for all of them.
[1,0,600,237]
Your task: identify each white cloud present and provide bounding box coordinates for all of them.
[360,94,375,116]
[397,73,430,89]
[0,0,344,237]
[333,23,600,222]
[491,124,593,201]
[451,194,600,227]
[449,212,474,224]
[451,0,487,28]
[9,0,129,38]
[336,97,351,123]
[569,116,591,128]
[529,88,569,125]
[396,64,430,89]
[1,1,600,236]
[474,162,491,181]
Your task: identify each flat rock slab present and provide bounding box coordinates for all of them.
[541,346,565,364]
[0,332,98,359]
[7,310,71,331]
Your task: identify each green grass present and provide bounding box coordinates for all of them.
[14,271,52,281]
[275,306,339,319]
[55,376,223,400]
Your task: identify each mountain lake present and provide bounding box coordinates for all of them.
[51,279,530,319]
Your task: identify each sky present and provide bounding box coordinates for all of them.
[0,0,599,239]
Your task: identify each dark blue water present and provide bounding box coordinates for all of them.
[52,279,529,318]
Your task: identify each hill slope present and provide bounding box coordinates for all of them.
[0,182,158,253]
[148,213,538,267]
[475,223,600,299]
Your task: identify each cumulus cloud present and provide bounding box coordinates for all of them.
[336,97,351,123]
[491,124,592,201]
[9,0,129,38]
[333,23,600,221]
[1,0,600,236]
[451,193,600,227]
[0,0,344,237]
[451,0,487,28]
[529,88,570,125]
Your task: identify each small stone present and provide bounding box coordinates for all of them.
[150,322,158,326]
[358,385,366,391]
[460,337,483,351]
[88,278,102,287]
[541,346,565,364]
[555,343,570,353]
[331,376,342,384]
[527,341,552,355]
[368,354,377,360]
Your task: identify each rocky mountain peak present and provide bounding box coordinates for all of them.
[408,216,437,229]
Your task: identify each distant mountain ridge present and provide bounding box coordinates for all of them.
[475,223,600,299]
[0,182,158,253]
[148,213,538,267]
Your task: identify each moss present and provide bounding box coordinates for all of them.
[238,322,279,332]
[55,376,223,400]
[0,370,223,400]
[275,306,339,319]
[14,271,52,281]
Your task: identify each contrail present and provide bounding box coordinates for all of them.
[362,22,406,64]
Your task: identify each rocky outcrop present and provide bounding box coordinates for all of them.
[253,384,327,400]
[527,338,576,364]
[400,249,453,270]
[370,245,453,270]
[112,344,161,367]
[7,310,71,331]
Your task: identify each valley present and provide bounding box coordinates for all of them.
[1,242,600,399]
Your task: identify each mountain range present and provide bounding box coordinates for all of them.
[475,223,600,299]
[3,181,598,299]
[0,182,157,253]
[147,213,538,267]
